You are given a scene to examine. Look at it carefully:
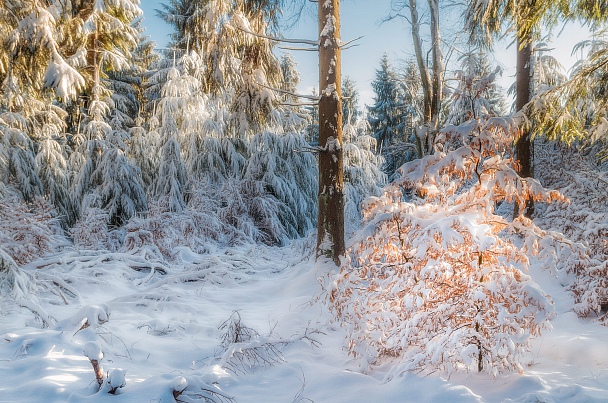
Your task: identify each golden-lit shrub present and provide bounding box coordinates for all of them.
[327,116,562,376]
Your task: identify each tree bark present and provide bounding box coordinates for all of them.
[316,0,345,264]
[408,0,443,156]
[409,0,432,126]
[89,358,104,388]
[428,0,443,132]
[514,35,534,217]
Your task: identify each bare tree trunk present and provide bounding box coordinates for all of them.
[408,0,443,156]
[428,0,443,132]
[316,0,345,264]
[514,35,534,218]
[409,0,432,125]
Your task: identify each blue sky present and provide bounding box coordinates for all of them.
[139,1,588,110]
[139,0,405,108]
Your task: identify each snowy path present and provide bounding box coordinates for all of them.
[1,243,608,402]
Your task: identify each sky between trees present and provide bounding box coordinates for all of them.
[140,0,590,109]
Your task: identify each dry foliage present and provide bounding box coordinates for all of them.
[70,207,110,250]
[327,116,561,376]
[0,194,60,266]
[217,311,285,375]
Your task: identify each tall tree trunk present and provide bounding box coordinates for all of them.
[409,0,432,125]
[409,0,443,156]
[428,0,443,132]
[514,35,534,217]
[316,0,345,264]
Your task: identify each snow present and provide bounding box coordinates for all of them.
[1,242,608,402]
[44,50,86,100]
[83,341,103,362]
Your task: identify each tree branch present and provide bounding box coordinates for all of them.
[233,25,319,47]
[256,81,321,101]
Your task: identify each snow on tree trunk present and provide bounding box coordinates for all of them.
[317,0,345,264]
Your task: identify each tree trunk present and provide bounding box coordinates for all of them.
[409,0,443,156]
[514,35,534,218]
[409,0,432,126]
[316,0,345,264]
[428,0,443,132]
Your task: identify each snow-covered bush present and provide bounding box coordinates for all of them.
[0,247,35,299]
[92,146,147,227]
[71,206,110,250]
[534,140,608,321]
[122,197,226,260]
[343,120,386,236]
[328,116,560,376]
[0,192,61,266]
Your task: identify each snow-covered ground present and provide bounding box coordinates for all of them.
[1,240,608,403]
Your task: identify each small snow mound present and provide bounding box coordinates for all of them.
[171,376,188,393]
[55,303,110,332]
[108,368,127,389]
[83,340,103,361]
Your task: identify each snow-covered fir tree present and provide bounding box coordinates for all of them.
[153,65,192,212]
[342,119,386,236]
[342,76,361,127]
[446,50,504,126]
[368,54,404,152]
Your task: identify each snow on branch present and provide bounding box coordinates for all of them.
[326,113,563,377]
[44,49,85,99]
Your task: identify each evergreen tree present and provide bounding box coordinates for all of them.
[446,50,505,126]
[305,87,319,144]
[158,0,282,136]
[92,145,147,227]
[367,54,404,152]
[279,53,309,133]
[342,76,360,126]
[152,65,192,211]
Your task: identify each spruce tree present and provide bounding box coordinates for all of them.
[367,54,403,152]
[342,76,360,126]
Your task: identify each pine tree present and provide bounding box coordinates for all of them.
[279,53,309,133]
[153,65,192,212]
[446,50,504,126]
[0,1,83,209]
[342,76,360,126]
[368,54,403,152]
[92,145,147,227]
[158,0,283,136]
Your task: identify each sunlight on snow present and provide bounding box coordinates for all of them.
[43,374,80,385]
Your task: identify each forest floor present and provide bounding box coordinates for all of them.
[1,239,608,402]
